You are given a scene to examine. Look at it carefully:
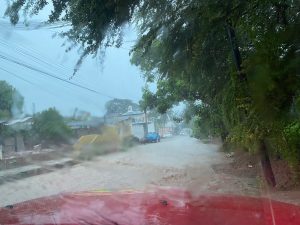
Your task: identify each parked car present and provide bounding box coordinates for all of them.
[141,132,160,143]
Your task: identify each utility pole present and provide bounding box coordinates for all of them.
[144,109,148,136]
[32,103,36,116]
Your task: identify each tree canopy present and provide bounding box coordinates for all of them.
[33,108,71,144]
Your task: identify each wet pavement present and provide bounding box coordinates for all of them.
[0,136,261,206]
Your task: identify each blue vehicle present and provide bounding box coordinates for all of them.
[143,132,160,143]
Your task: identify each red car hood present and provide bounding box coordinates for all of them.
[1,188,300,225]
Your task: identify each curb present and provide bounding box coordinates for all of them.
[0,159,78,185]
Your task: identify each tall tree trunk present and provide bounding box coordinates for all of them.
[226,21,247,82]
[227,26,241,69]
[143,109,148,136]
[259,139,276,187]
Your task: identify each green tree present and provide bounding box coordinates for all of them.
[0,80,24,119]
[105,99,139,115]
[33,108,71,144]
[139,87,157,112]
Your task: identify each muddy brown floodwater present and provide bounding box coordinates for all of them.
[0,136,296,207]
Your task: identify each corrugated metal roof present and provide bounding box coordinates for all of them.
[67,118,104,129]
[0,120,7,124]
[5,117,32,126]
[121,111,144,116]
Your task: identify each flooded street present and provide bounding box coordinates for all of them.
[0,136,259,206]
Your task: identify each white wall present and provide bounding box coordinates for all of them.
[148,122,155,132]
[131,122,155,139]
[132,124,145,139]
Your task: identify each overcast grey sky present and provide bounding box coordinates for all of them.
[0,1,146,117]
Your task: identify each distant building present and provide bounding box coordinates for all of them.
[67,117,105,137]
[105,106,155,139]
[67,118,104,130]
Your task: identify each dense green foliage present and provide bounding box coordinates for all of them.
[131,0,300,165]
[7,0,300,165]
[33,108,71,144]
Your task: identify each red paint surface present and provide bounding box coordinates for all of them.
[1,188,300,224]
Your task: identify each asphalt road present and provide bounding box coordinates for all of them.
[0,136,259,206]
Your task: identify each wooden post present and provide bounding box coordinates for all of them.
[259,140,276,187]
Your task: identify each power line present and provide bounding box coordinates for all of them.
[0,37,106,89]
[0,37,74,76]
[0,54,116,99]
[0,37,132,87]
[0,67,59,96]
[0,66,108,108]
[0,67,36,86]
[0,19,71,31]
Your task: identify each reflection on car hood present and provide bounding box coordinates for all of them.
[1,188,300,225]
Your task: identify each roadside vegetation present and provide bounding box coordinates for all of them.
[32,108,72,146]
[0,81,72,150]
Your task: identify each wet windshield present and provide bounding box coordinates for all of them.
[0,1,300,224]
